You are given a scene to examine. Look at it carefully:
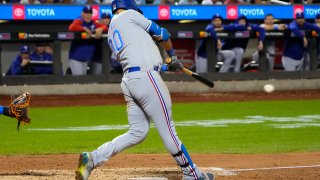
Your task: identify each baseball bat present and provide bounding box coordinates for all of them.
[165,57,214,88]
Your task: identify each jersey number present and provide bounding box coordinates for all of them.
[108,29,124,53]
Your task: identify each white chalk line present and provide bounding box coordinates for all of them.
[209,164,320,176]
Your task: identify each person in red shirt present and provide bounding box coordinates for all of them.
[68,6,108,75]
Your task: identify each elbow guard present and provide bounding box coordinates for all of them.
[147,21,170,41]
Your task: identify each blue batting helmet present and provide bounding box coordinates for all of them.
[111,0,142,15]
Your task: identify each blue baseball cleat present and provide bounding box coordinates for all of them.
[75,152,94,180]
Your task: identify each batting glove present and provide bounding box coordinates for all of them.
[168,56,183,71]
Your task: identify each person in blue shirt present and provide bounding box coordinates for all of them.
[196,14,246,73]
[29,43,54,75]
[8,45,32,75]
[282,12,320,71]
[221,15,265,72]
[252,13,287,71]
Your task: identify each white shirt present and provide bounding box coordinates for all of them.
[108,10,163,72]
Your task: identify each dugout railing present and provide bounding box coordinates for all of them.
[0,30,319,85]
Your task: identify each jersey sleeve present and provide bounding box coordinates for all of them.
[223,24,247,31]
[69,19,86,32]
[305,22,320,34]
[128,10,151,31]
[94,22,108,32]
[251,24,265,41]
[205,24,218,40]
[288,22,304,39]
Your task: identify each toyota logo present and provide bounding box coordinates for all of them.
[92,9,98,17]
[14,8,24,17]
[228,8,236,17]
[160,8,169,17]
[295,8,303,14]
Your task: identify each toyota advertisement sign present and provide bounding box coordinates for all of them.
[0,5,319,20]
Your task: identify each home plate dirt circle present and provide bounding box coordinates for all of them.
[127,177,168,180]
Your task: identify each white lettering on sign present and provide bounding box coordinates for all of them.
[305,8,320,16]
[228,8,237,17]
[14,8,24,17]
[172,9,197,16]
[27,9,55,16]
[239,9,264,16]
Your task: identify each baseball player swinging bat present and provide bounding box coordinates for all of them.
[166,57,214,88]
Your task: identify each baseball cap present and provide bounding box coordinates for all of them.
[296,12,304,19]
[316,13,320,19]
[101,12,111,19]
[237,15,247,21]
[82,5,93,14]
[212,14,223,21]
[20,45,30,54]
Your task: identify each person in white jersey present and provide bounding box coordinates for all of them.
[75,0,215,179]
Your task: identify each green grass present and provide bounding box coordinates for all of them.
[0,100,320,155]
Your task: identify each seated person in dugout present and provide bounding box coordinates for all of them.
[8,44,53,75]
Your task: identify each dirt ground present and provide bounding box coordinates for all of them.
[0,90,320,179]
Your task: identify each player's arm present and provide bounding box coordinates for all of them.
[305,22,320,34]
[288,22,307,47]
[93,22,108,39]
[222,24,247,31]
[11,56,27,75]
[288,22,304,39]
[251,24,265,51]
[146,21,182,69]
[69,19,92,36]
[206,25,222,50]
[69,19,86,31]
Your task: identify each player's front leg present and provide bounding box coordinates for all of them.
[140,72,215,179]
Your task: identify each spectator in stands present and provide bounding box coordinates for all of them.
[153,0,174,4]
[307,0,320,3]
[20,0,40,3]
[196,14,244,73]
[221,15,265,72]
[90,12,110,75]
[252,14,286,71]
[201,0,223,5]
[8,46,32,75]
[224,0,243,4]
[179,0,197,4]
[68,5,107,75]
[72,0,101,4]
[282,12,320,71]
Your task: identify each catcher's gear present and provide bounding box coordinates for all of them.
[9,92,31,130]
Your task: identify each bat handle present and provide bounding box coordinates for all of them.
[165,57,172,64]
[181,67,193,76]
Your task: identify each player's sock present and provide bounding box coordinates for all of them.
[172,144,202,179]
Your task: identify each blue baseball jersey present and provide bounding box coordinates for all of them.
[283,21,320,60]
[29,52,53,75]
[197,23,247,58]
[9,55,26,75]
[68,17,98,61]
[222,23,265,50]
